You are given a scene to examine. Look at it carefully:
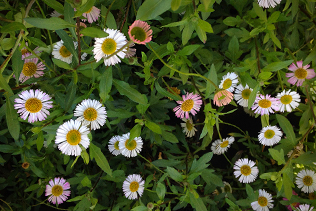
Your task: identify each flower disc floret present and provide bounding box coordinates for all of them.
[118,133,143,158]
[19,58,45,83]
[276,89,300,112]
[52,40,78,64]
[258,125,283,146]
[211,137,235,155]
[251,189,274,211]
[234,84,253,107]
[234,158,259,183]
[251,94,280,115]
[295,169,316,193]
[219,72,239,92]
[286,61,315,87]
[45,177,71,204]
[173,92,202,119]
[128,20,153,45]
[122,174,145,200]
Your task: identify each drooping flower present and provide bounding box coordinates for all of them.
[276,90,300,112]
[14,89,53,123]
[108,135,121,156]
[19,57,45,83]
[52,40,78,64]
[173,92,202,119]
[258,125,283,146]
[180,117,197,137]
[234,84,253,107]
[220,181,233,195]
[93,28,127,66]
[128,20,153,45]
[295,169,316,193]
[213,89,233,106]
[122,174,145,200]
[45,177,71,204]
[81,6,100,23]
[286,61,316,87]
[219,72,238,92]
[118,132,143,158]
[258,0,281,8]
[296,204,314,211]
[211,137,235,155]
[251,189,274,211]
[125,42,136,58]
[251,94,280,115]
[74,99,107,130]
[55,119,90,156]
[233,158,259,183]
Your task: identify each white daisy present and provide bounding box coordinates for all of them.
[258,0,282,8]
[251,189,274,211]
[118,132,143,158]
[108,135,121,156]
[122,174,145,200]
[258,125,283,146]
[276,89,300,112]
[234,84,253,107]
[52,40,78,64]
[55,119,90,156]
[180,117,197,137]
[74,99,107,130]
[93,28,127,66]
[251,94,280,115]
[295,169,316,193]
[233,158,259,183]
[219,72,238,92]
[296,204,314,211]
[211,137,235,155]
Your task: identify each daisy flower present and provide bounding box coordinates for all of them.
[296,204,314,211]
[258,0,281,8]
[93,28,127,66]
[122,174,145,200]
[52,40,78,64]
[118,132,143,158]
[295,169,316,193]
[55,119,90,156]
[14,89,53,123]
[233,158,259,183]
[19,57,45,83]
[180,117,197,137]
[45,177,71,204]
[173,92,203,119]
[276,90,300,112]
[74,99,107,130]
[219,72,238,92]
[251,94,280,115]
[128,20,153,45]
[234,84,253,107]
[213,89,233,106]
[108,135,121,156]
[211,137,235,155]
[286,61,316,87]
[82,6,100,23]
[251,189,274,211]
[125,42,136,58]
[258,125,283,146]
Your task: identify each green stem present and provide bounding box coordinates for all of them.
[219,121,246,136]
[138,153,165,174]
[277,70,284,90]
[0,199,13,211]
[223,153,233,166]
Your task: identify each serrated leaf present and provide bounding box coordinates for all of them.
[166,167,183,182]
[276,114,296,146]
[136,0,172,21]
[90,143,112,176]
[113,79,148,105]
[24,17,75,30]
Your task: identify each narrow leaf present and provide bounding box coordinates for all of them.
[113,79,148,105]
[24,17,75,30]
[5,95,20,140]
[90,143,112,176]
[276,114,296,146]
[136,0,172,21]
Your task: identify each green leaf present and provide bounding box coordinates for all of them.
[261,60,293,72]
[81,176,92,187]
[0,145,17,153]
[74,197,91,211]
[226,35,241,62]
[30,165,46,178]
[80,27,109,38]
[268,148,285,165]
[136,0,172,21]
[36,131,44,151]
[292,152,316,165]
[276,114,296,146]
[131,206,148,211]
[74,0,96,16]
[166,167,183,182]
[198,19,213,33]
[205,64,217,98]
[155,81,182,101]
[42,0,64,14]
[101,6,117,29]
[261,114,269,128]
[201,169,223,187]
[24,17,75,30]
[152,159,182,167]
[178,45,200,56]
[1,22,27,33]
[283,173,293,200]
[27,37,47,48]
[191,152,213,173]
[201,0,212,10]
[189,192,207,211]
[258,72,272,80]
[195,24,207,43]
[0,74,13,96]
[90,143,112,176]
[113,79,148,105]
[269,30,281,49]
[145,121,162,134]
[248,84,260,109]
[161,131,179,143]
[246,184,255,201]
[182,22,195,45]
[253,2,267,22]
[52,58,73,70]
[171,0,181,11]
[56,29,78,65]
[12,49,23,85]
[223,17,243,26]
[5,95,20,140]
[24,184,40,192]
[156,182,166,200]
[64,80,77,112]
[99,67,112,102]
[129,124,142,144]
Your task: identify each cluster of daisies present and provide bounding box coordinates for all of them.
[108,133,143,158]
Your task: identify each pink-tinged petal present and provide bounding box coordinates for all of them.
[306,69,316,79]
[287,77,298,85]
[296,61,303,68]
[288,63,298,71]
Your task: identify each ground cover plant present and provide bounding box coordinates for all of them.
[0,0,316,210]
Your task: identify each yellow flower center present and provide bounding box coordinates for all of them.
[86,7,93,13]
[280,95,292,105]
[294,68,308,79]
[66,130,81,146]
[181,99,194,112]
[222,79,232,90]
[240,165,251,176]
[186,120,193,130]
[22,62,37,77]
[125,139,137,151]
[130,27,147,42]
[21,48,29,55]
[22,162,30,169]
[129,181,139,192]
[101,38,117,55]
[264,129,275,139]
[25,98,42,113]
[220,140,229,148]
[83,108,98,121]
[59,45,71,58]
[114,141,120,150]
[257,196,268,207]
[51,185,63,196]
[241,89,251,100]
[258,99,271,108]
[303,175,313,186]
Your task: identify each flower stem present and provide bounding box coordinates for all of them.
[223,153,233,166]
[138,153,165,174]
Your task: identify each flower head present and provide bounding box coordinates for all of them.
[45,177,71,204]
[295,169,316,193]
[251,189,274,211]
[82,6,100,23]
[251,94,280,115]
[122,174,145,200]
[234,84,253,107]
[93,28,127,66]
[276,90,300,112]
[74,99,107,130]
[219,72,238,92]
[128,20,153,45]
[220,181,233,195]
[14,89,53,123]
[118,132,143,158]
[52,40,78,64]
[22,162,30,169]
[286,61,315,87]
[296,204,314,211]
[180,117,197,137]
[211,137,235,155]
[258,125,283,146]
[125,42,136,58]
[258,0,281,8]
[213,89,233,106]
[55,119,90,156]
[233,158,259,183]
[20,42,41,60]
[108,135,121,156]
[19,57,45,83]
[173,92,202,119]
